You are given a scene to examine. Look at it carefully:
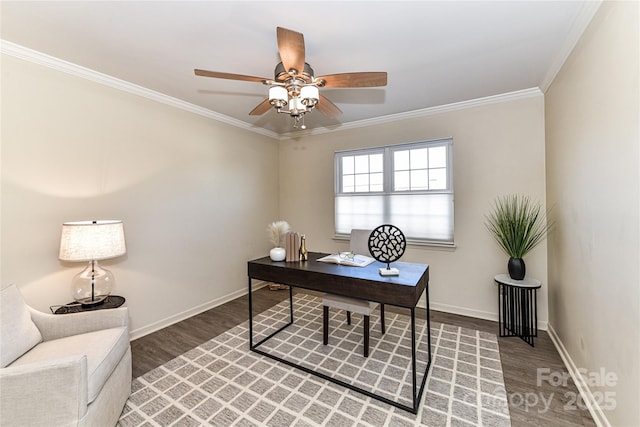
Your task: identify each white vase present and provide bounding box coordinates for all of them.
[269,247,286,261]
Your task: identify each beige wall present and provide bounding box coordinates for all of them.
[279,93,549,325]
[545,1,639,426]
[0,47,549,338]
[1,54,279,337]
[2,5,636,423]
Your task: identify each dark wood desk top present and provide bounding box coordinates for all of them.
[248,252,429,308]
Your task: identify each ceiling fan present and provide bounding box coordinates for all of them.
[195,27,387,129]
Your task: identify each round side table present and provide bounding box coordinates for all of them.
[51,295,126,314]
[494,274,541,346]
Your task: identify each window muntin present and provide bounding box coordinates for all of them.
[340,152,384,193]
[335,138,453,244]
[392,144,450,192]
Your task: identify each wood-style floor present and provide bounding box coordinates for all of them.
[131,287,596,427]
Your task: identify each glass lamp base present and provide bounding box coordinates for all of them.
[71,260,113,306]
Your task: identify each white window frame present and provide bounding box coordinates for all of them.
[334,137,454,245]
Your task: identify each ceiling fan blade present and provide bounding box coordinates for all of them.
[316,95,342,118]
[277,27,305,75]
[194,69,268,84]
[316,72,388,88]
[249,98,273,116]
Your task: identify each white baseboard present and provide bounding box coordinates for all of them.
[430,301,548,331]
[547,323,611,427]
[430,301,498,322]
[129,281,268,340]
[130,287,549,339]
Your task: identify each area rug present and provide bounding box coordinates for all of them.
[118,294,510,426]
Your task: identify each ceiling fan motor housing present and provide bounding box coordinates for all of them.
[274,61,314,83]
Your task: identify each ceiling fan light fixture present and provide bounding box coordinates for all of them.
[195,27,386,129]
[268,86,288,108]
[300,86,319,107]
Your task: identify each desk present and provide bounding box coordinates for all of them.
[495,274,541,346]
[248,252,430,414]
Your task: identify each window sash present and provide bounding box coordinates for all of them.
[335,138,454,244]
[389,140,452,193]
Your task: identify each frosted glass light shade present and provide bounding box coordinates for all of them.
[268,86,288,108]
[300,86,319,106]
[288,96,307,113]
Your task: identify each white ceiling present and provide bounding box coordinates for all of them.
[1,1,597,136]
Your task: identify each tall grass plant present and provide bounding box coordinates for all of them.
[485,194,552,259]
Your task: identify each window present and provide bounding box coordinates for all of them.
[335,138,454,244]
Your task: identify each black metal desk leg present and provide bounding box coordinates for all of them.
[410,307,417,411]
[426,285,432,364]
[248,277,254,349]
[289,284,294,323]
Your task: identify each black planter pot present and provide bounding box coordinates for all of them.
[508,257,526,280]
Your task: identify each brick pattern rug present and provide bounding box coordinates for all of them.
[118,294,510,426]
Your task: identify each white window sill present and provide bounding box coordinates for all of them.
[332,234,456,251]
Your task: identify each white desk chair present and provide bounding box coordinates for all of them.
[322,229,385,357]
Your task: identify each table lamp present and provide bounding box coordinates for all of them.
[59,220,126,306]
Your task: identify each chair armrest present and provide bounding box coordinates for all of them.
[29,307,129,341]
[0,355,88,426]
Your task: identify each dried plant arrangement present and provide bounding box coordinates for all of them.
[267,220,290,248]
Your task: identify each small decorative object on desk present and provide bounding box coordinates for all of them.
[285,231,300,261]
[299,234,308,261]
[267,220,290,261]
[368,224,406,276]
[317,252,376,267]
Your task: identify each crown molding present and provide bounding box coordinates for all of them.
[280,87,543,139]
[2,39,544,142]
[540,0,603,92]
[0,40,281,140]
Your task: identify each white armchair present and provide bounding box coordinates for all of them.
[0,284,131,426]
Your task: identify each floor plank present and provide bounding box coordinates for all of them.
[130,286,596,426]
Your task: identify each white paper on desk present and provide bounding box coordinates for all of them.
[317,253,376,267]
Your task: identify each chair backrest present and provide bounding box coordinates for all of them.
[349,229,371,256]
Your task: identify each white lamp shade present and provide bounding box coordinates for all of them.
[59,220,126,262]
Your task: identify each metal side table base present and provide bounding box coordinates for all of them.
[495,274,541,347]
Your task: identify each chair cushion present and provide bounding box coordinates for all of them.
[1,284,43,367]
[350,229,372,256]
[9,326,129,403]
[322,294,379,316]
